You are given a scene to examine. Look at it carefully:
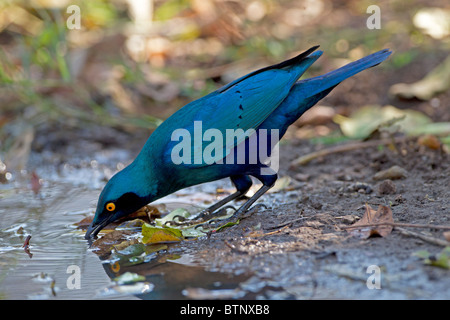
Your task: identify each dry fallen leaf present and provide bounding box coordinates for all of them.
[347,204,394,239]
[413,7,450,40]
[91,229,135,257]
[443,231,450,242]
[417,134,441,150]
[389,55,450,100]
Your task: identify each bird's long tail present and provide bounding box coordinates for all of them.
[263,49,392,137]
[293,48,392,99]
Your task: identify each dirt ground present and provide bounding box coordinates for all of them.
[160,136,447,299]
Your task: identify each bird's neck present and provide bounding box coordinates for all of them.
[123,159,159,200]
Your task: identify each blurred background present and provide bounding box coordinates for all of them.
[0,0,449,179]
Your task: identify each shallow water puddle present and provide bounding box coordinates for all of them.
[0,169,254,299]
[0,184,127,299]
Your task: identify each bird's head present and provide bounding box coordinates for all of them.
[85,167,155,240]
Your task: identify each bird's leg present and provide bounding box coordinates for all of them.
[206,172,277,228]
[193,191,242,220]
[234,185,271,217]
[168,192,241,227]
[207,185,271,227]
[191,175,253,221]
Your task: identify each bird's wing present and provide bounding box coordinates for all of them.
[162,46,320,167]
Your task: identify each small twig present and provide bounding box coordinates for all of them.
[265,217,308,230]
[290,136,413,167]
[50,279,57,297]
[342,222,450,231]
[396,227,450,247]
[23,235,33,258]
[22,235,32,247]
[250,225,290,238]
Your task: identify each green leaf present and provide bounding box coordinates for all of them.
[334,105,434,139]
[409,122,450,136]
[215,219,240,232]
[413,250,431,259]
[414,247,450,269]
[141,223,183,244]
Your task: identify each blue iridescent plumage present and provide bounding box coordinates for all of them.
[86,46,391,239]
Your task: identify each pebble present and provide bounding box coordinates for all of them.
[373,165,407,181]
[377,179,397,195]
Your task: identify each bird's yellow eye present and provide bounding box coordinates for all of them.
[106,202,116,212]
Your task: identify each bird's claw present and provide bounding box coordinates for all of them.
[204,203,268,230]
[191,206,237,229]
[165,205,237,227]
[163,214,188,226]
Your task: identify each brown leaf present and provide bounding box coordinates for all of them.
[417,134,441,150]
[73,215,94,229]
[91,229,135,257]
[74,205,159,230]
[347,204,394,239]
[444,231,450,242]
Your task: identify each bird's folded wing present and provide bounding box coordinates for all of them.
[161,46,320,167]
[166,69,295,167]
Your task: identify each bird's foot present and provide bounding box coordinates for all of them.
[204,203,268,230]
[163,214,188,226]
[164,206,236,227]
[189,205,236,221]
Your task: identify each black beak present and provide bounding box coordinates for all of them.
[85,216,113,240]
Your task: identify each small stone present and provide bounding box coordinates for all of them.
[377,179,397,195]
[373,165,407,181]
